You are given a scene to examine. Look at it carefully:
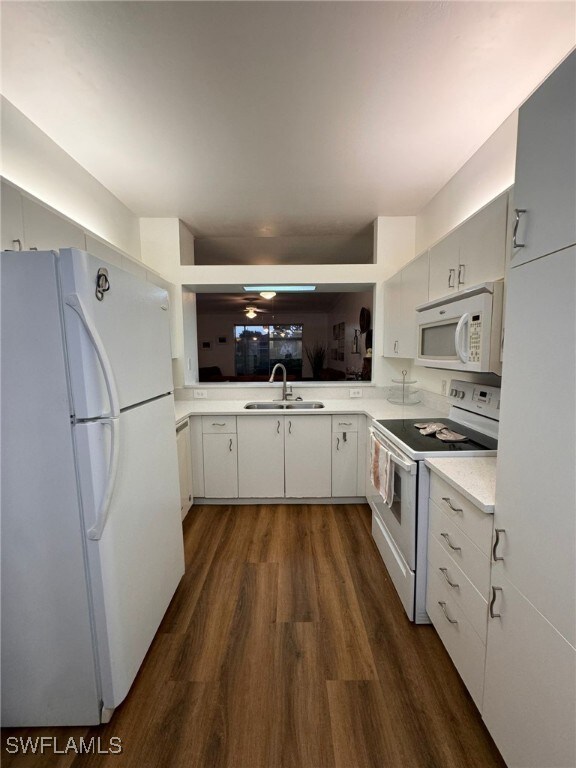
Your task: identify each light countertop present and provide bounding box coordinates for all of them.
[174,397,444,425]
[425,457,497,513]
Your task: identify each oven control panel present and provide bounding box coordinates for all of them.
[448,379,501,420]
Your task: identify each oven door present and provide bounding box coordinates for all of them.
[369,431,417,569]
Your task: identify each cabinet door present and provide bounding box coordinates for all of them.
[397,252,429,357]
[428,228,459,300]
[203,434,238,498]
[22,197,86,251]
[383,271,402,356]
[332,431,358,497]
[176,421,193,519]
[237,416,284,498]
[285,415,331,497]
[1,180,24,251]
[512,52,576,267]
[495,247,575,644]
[458,193,507,288]
[483,573,576,768]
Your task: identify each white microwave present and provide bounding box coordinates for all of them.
[415,282,503,374]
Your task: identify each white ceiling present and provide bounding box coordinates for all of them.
[1,1,574,246]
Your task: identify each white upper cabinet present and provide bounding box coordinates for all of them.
[284,415,331,498]
[1,180,24,252]
[428,193,508,301]
[512,51,576,268]
[237,415,285,498]
[22,197,86,251]
[428,229,460,301]
[383,251,429,358]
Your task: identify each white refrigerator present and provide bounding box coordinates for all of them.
[1,248,185,726]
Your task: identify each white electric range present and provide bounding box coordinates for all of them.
[369,379,500,623]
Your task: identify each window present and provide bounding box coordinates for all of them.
[234,324,303,378]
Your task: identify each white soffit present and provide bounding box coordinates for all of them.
[1,1,574,239]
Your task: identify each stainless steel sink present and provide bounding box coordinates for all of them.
[244,401,325,410]
[244,402,284,410]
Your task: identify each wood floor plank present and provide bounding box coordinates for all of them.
[309,505,378,681]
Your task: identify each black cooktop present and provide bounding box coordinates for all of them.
[374,417,498,455]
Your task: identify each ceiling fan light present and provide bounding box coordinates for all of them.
[259,291,276,300]
[245,308,257,319]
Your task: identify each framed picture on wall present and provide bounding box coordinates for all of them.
[217,336,227,345]
[202,341,211,350]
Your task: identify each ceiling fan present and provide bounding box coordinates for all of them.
[242,297,270,319]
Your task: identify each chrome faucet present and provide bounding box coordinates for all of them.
[269,363,288,401]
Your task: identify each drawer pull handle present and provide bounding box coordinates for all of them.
[339,422,353,426]
[442,497,463,513]
[489,586,503,618]
[439,567,459,589]
[212,422,226,427]
[440,532,461,552]
[438,601,458,625]
[492,528,505,562]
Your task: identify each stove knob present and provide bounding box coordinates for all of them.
[449,388,457,397]
[458,391,465,399]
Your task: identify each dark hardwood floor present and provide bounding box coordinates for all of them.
[1,504,506,768]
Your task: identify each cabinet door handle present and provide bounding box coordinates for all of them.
[442,496,463,513]
[439,567,459,589]
[489,586,503,618]
[440,532,461,552]
[393,340,399,353]
[438,601,458,625]
[457,263,465,286]
[288,420,292,434]
[228,438,233,452]
[513,208,527,248]
[212,422,226,427]
[12,239,22,251]
[336,437,340,451]
[492,528,506,562]
[448,268,455,288]
[277,420,280,434]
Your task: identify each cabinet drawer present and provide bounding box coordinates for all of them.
[429,499,491,597]
[426,569,486,710]
[202,416,237,434]
[428,533,488,643]
[332,414,359,433]
[430,473,493,555]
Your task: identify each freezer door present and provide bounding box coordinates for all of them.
[74,395,184,710]
[59,248,173,418]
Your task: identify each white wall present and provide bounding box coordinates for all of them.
[0,97,141,258]
[415,112,518,253]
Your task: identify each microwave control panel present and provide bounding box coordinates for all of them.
[468,313,482,363]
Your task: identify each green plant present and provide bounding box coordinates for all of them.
[305,343,327,379]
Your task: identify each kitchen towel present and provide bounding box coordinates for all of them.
[370,430,394,507]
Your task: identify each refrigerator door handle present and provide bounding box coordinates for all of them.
[87,417,120,540]
[64,293,120,418]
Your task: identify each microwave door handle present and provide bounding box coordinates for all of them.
[455,313,470,363]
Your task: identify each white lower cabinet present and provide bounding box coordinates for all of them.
[426,471,493,712]
[482,573,576,768]
[332,431,358,497]
[237,415,285,498]
[203,434,238,499]
[176,419,193,520]
[284,415,332,498]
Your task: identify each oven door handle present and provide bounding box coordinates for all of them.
[370,430,417,475]
[455,313,470,363]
